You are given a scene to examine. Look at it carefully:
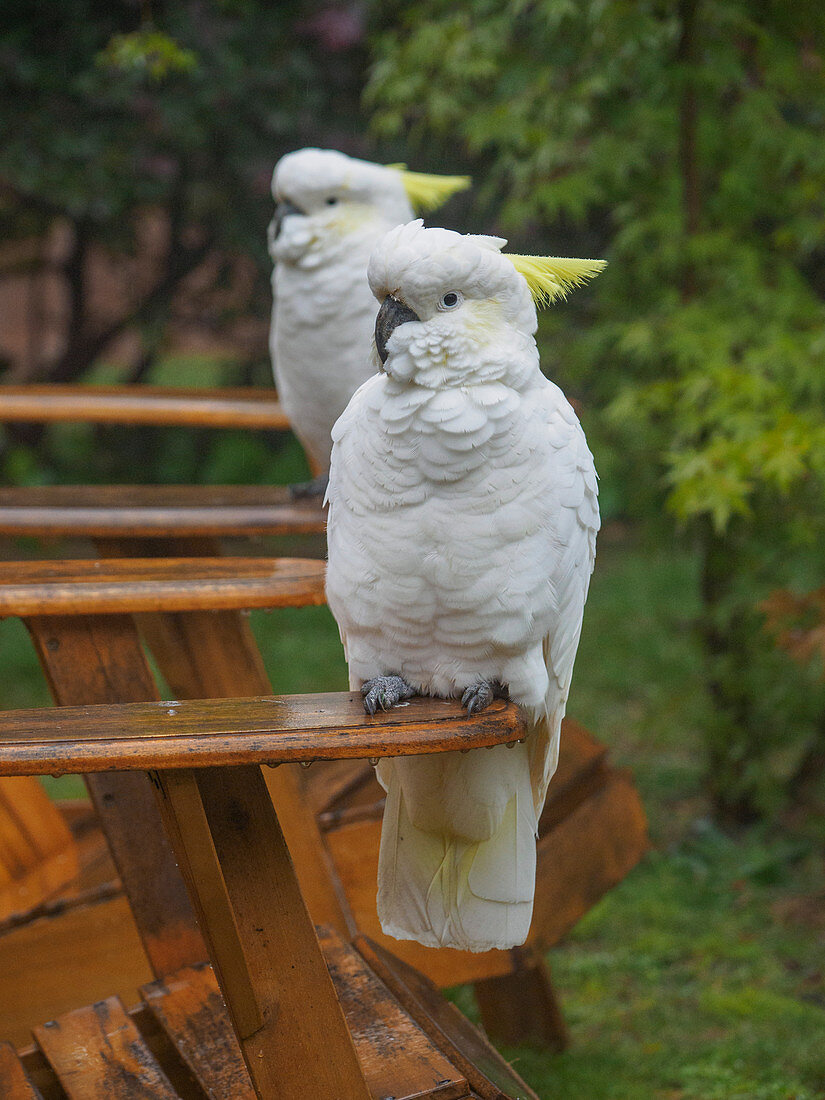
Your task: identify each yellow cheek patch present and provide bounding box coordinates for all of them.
[462,299,503,338]
[327,203,378,234]
[386,165,472,212]
[505,255,607,306]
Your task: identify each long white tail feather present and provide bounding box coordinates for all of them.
[376,741,538,951]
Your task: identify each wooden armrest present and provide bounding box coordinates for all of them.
[0,693,526,775]
[0,385,289,430]
[0,485,326,538]
[0,557,325,616]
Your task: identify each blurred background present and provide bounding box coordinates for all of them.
[1,1,824,1095]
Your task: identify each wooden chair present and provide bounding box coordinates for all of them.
[0,558,539,1099]
[0,386,648,1049]
[0,382,322,933]
[0,572,543,1095]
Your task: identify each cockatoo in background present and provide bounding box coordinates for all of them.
[326,221,604,952]
[268,148,470,485]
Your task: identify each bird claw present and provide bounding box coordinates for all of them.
[461,679,508,716]
[361,675,416,715]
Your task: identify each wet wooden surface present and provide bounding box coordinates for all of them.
[353,935,540,1100]
[0,694,527,775]
[0,1041,43,1099]
[101,540,352,937]
[0,385,289,429]
[142,964,257,1100]
[0,557,326,617]
[14,944,504,1099]
[33,996,179,1100]
[0,484,326,538]
[319,926,470,1100]
[473,954,569,1051]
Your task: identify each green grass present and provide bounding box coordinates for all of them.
[1,528,823,1098]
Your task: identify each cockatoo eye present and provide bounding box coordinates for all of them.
[326,196,339,206]
[438,291,462,311]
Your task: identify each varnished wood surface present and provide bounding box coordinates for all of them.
[0,693,526,775]
[142,964,257,1100]
[0,893,153,1049]
[0,484,326,537]
[0,777,78,922]
[0,558,326,617]
[164,767,372,1098]
[353,935,540,1100]
[319,926,469,1100]
[14,948,510,1100]
[0,385,289,429]
[0,1042,43,1099]
[33,996,179,1099]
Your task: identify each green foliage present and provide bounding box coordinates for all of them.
[0,0,371,379]
[99,29,198,81]
[367,0,825,818]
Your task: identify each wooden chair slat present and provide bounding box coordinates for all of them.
[352,935,541,1100]
[0,1042,44,1099]
[318,926,471,1100]
[0,693,526,776]
[0,485,326,538]
[0,385,289,430]
[0,778,79,921]
[0,557,325,617]
[33,996,180,1099]
[141,964,257,1100]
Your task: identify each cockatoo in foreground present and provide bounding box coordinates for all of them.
[326,221,605,952]
[268,148,470,479]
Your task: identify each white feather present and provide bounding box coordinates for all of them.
[326,223,599,951]
[270,149,414,471]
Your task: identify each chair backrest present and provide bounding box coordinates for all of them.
[0,607,529,1099]
[0,384,288,430]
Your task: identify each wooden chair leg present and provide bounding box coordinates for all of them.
[154,763,371,1100]
[25,613,206,976]
[95,534,354,936]
[473,951,569,1051]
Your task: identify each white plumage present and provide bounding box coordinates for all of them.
[269,149,468,473]
[326,221,602,953]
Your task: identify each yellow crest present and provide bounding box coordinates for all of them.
[505,255,607,306]
[387,164,471,213]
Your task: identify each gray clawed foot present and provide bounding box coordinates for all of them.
[289,474,329,500]
[461,679,508,716]
[361,674,417,715]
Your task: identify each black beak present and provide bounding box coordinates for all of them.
[375,295,420,364]
[271,199,306,239]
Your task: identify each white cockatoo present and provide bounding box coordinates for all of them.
[268,148,470,481]
[326,221,604,952]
